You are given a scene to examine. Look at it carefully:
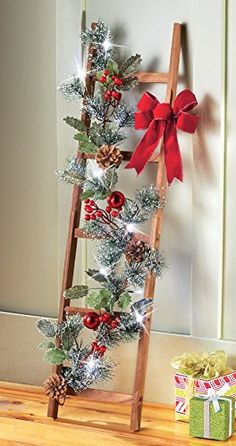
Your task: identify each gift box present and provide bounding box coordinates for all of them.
[189,394,235,440]
[172,350,236,422]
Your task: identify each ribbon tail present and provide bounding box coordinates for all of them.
[126,121,164,174]
[164,121,183,185]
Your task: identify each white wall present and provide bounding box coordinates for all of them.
[0,0,236,405]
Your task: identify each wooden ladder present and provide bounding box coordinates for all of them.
[47,22,181,432]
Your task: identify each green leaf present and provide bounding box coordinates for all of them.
[86,288,113,310]
[118,292,132,310]
[103,167,118,189]
[81,189,96,200]
[43,348,66,365]
[61,334,74,351]
[86,269,108,283]
[106,60,119,74]
[64,285,89,300]
[37,319,56,338]
[74,132,97,153]
[63,116,86,132]
[96,70,104,79]
[38,340,55,350]
[118,76,138,91]
[120,54,142,76]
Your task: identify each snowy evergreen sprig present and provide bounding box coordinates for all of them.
[58,76,85,101]
[56,157,86,186]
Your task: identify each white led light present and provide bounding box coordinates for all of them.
[103,39,112,52]
[100,267,108,276]
[135,310,144,324]
[93,169,103,178]
[86,357,96,371]
[126,223,135,233]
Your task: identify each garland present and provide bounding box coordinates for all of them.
[37,20,166,403]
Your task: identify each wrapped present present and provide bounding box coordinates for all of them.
[189,386,235,440]
[171,350,236,421]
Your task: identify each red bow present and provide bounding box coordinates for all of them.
[125,89,199,184]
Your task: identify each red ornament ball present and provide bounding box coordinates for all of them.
[83,312,100,330]
[90,213,96,220]
[107,191,125,209]
[84,214,90,221]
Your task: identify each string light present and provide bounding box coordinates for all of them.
[126,223,135,233]
[103,38,112,53]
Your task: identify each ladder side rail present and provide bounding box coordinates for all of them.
[130,23,182,432]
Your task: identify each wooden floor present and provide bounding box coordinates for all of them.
[0,382,236,446]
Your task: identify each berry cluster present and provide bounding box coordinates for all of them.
[90,341,106,356]
[98,69,123,102]
[83,310,120,331]
[84,191,126,223]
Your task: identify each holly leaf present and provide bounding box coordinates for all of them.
[86,268,108,283]
[63,116,86,132]
[74,132,97,153]
[118,76,138,91]
[61,334,74,351]
[96,70,104,79]
[106,60,119,74]
[43,348,67,365]
[120,54,142,76]
[103,166,118,189]
[117,292,132,310]
[64,285,89,300]
[86,289,113,310]
[37,319,56,338]
[38,340,55,350]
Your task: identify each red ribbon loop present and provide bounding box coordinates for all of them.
[125,89,199,184]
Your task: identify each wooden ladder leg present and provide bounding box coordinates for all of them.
[47,183,82,419]
[130,23,181,432]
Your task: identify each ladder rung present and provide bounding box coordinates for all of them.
[135,71,169,83]
[64,306,93,315]
[84,152,160,163]
[74,228,150,244]
[67,387,133,403]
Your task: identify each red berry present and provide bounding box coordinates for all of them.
[84,214,90,221]
[111,210,119,218]
[100,75,107,83]
[99,345,107,354]
[111,75,115,80]
[85,205,93,213]
[116,92,122,101]
[111,90,117,98]
[99,315,105,323]
[91,341,98,350]
[104,93,110,101]
[111,320,118,329]
[90,200,95,206]
[102,313,111,322]
[84,199,90,204]
[96,210,103,218]
[114,78,123,86]
[107,90,112,96]
[90,214,96,220]
[105,206,111,213]
[104,69,110,75]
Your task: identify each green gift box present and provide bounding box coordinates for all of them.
[189,394,235,441]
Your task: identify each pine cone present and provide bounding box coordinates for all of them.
[43,373,67,406]
[95,145,123,169]
[125,240,148,263]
